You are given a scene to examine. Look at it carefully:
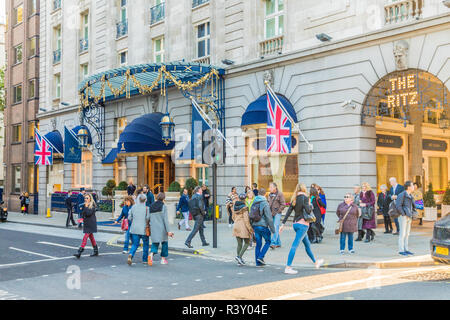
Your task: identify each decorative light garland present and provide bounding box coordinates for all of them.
[79,66,220,108]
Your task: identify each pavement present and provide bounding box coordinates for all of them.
[5,210,441,269]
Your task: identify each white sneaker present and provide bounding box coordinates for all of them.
[284,267,298,274]
[228,224,232,228]
[161,257,168,265]
[349,250,355,254]
[315,259,324,269]
[340,250,345,254]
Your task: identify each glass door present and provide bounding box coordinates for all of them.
[153,159,165,194]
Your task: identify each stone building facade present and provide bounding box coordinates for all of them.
[36,0,450,226]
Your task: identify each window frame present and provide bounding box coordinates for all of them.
[72,151,93,189]
[54,74,61,100]
[28,78,37,99]
[12,165,22,194]
[13,84,23,104]
[196,21,210,58]
[28,36,39,57]
[28,0,37,17]
[12,124,22,143]
[153,37,164,63]
[14,5,24,25]
[118,50,128,66]
[14,44,23,64]
[264,0,284,39]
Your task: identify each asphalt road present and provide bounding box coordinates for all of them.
[1,223,448,300]
[0,225,331,300]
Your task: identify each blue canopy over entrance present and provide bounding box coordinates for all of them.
[44,130,64,154]
[117,112,175,155]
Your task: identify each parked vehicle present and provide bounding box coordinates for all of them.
[430,214,450,264]
[0,201,8,222]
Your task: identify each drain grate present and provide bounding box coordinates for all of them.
[401,271,450,282]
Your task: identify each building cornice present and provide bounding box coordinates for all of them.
[225,12,450,77]
[36,104,80,120]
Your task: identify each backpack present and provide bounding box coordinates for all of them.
[248,202,262,223]
[388,199,401,219]
[188,197,202,216]
[25,198,30,205]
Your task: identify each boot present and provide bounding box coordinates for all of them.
[419,218,423,226]
[371,230,375,241]
[355,230,363,241]
[73,247,84,259]
[90,245,98,257]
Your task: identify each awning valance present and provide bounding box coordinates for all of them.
[44,130,64,154]
[117,112,175,155]
[71,125,92,145]
[102,148,118,165]
[241,94,298,127]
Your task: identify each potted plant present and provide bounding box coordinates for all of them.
[185,177,198,197]
[112,180,128,219]
[102,179,116,199]
[167,181,181,198]
[441,182,450,217]
[423,183,438,221]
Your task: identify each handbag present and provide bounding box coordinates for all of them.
[361,205,374,220]
[335,205,353,235]
[301,204,316,223]
[414,200,424,211]
[121,218,129,231]
[316,198,326,215]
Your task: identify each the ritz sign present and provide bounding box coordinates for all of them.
[387,74,419,108]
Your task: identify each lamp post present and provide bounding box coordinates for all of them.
[160,113,175,146]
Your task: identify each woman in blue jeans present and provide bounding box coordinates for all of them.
[279,183,324,274]
[127,194,150,265]
[336,193,359,254]
[114,196,134,253]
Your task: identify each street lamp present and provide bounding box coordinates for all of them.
[77,127,89,148]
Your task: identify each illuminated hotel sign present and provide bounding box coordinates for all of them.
[387,74,418,108]
[376,134,403,148]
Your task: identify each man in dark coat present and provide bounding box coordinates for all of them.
[65,191,76,227]
[127,180,136,196]
[377,185,392,233]
[389,177,405,235]
[143,185,155,207]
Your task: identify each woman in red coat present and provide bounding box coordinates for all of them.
[360,182,376,243]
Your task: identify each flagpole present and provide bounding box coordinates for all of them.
[190,97,235,152]
[264,81,313,152]
[35,127,63,155]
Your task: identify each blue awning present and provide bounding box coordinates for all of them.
[71,125,92,145]
[118,112,175,154]
[44,130,64,154]
[102,148,118,164]
[241,94,298,127]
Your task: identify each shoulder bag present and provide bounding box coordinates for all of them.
[301,201,316,223]
[361,205,374,220]
[335,205,353,235]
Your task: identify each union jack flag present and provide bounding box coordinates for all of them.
[34,128,53,165]
[266,90,292,153]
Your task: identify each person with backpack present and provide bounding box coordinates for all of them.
[268,182,286,249]
[250,188,275,267]
[279,183,324,274]
[19,192,30,215]
[65,191,77,228]
[395,181,417,256]
[176,188,191,231]
[308,187,325,243]
[232,193,254,265]
[184,186,210,248]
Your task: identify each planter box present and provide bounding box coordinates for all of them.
[423,207,438,221]
[434,194,443,204]
[441,204,450,217]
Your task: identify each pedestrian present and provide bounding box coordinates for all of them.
[201,184,210,227]
[251,188,275,267]
[19,192,30,214]
[396,181,417,256]
[114,196,134,254]
[176,188,191,231]
[226,187,239,228]
[389,177,405,235]
[412,182,424,226]
[336,193,359,254]
[252,183,259,196]
[65,191,77,227]
[73,193,98,258]
[148,192,174,266]
[143,184,155,207]
[232,193,254,265]
[280,183,324,274]
[127,193,150,265]
[360,182,376,243]
[185,186,210,248]
[127,179,136,196]
[76,188,86,229]
[377,184,392,233]
[268,182,286,249]
[354,184,365,241]
[308,187,325,243]
[245,189,256,248]
[317,185,327,224]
